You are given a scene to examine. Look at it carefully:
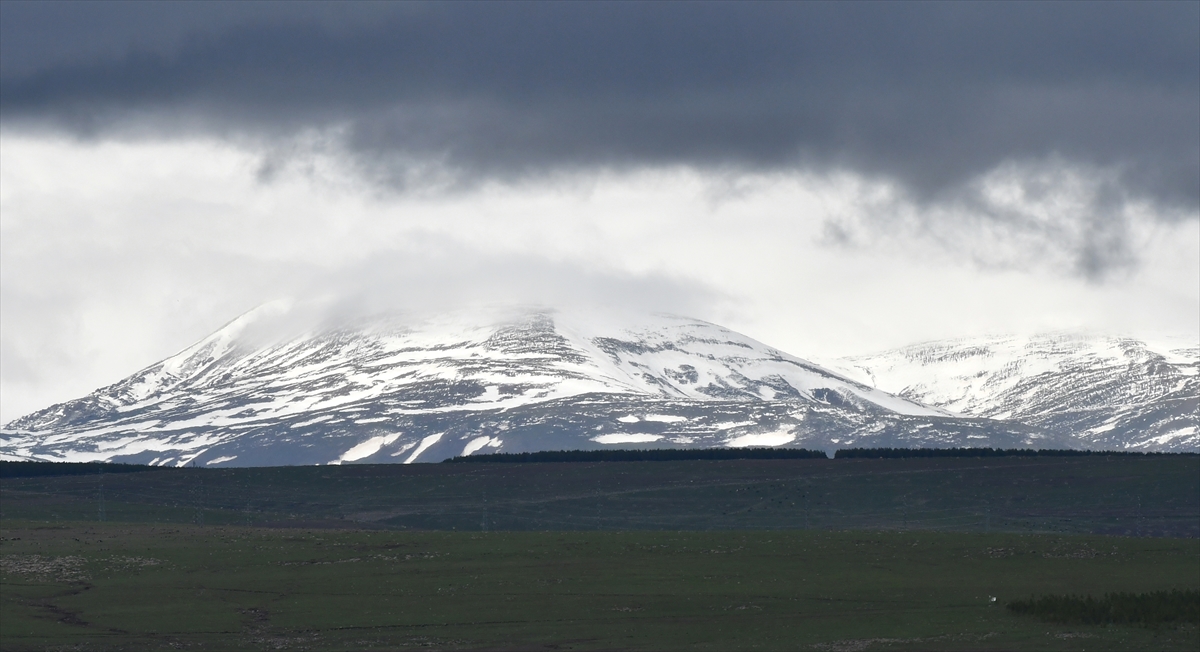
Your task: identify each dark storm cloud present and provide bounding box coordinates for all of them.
[2,1,1197,207]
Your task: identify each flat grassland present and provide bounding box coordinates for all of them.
[2,456,1197,650]
[2,524,1197,651]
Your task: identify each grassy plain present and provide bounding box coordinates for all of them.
[2,522,1198,651]
[2,456,1197,650]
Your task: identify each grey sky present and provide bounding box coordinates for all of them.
[3,1,1197,207]
[1,1,1198,423]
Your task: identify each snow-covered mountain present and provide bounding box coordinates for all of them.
[0,306,1055,466]
[832,333,1199,452]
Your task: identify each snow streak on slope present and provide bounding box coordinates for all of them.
[834,333,1199,452]
[0,307,1055,466]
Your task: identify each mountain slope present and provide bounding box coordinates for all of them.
[0,307,1053,465]
[833,333,1199,452]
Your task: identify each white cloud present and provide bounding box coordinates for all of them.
[2,133,1196,423]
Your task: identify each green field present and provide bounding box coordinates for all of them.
[2,456,1198,650]
[2,523,1197,650]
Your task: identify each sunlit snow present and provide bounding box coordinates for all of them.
[592,434,664,444]
[725,430,796,447]
[461,435,502,456]
[404,433,444,463]
[337,433,402,463]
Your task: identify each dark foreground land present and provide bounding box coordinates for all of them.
[2,455,1198,650]
[2,523,1197,651]
[2,455,1197,536]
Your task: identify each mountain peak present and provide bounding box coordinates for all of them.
[6,306,1051,466]
[835,332,1198,451]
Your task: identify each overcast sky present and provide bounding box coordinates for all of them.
[2,1,1198,423]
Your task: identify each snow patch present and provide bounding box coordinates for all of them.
[592,434,663,444]
[715,421,755,430]
[404,433,443,464]
[461,436,503,456]
[726,429,795,447]
[389,441,418,457]
[290,415,335,429]
[1144,427,1197,446]
[339,433,402,463]
[474,386,502,402]
[644,414,687,423]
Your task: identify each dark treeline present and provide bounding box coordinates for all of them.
[4,449,1192,474]
[0,460,165,479]
[449,447,1191,463]
[833,448,1185,459]
[1008,590,1200,627]
[443,448,829,463]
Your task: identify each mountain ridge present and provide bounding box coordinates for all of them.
[1,306,1063,465]
[830,332,1198,452]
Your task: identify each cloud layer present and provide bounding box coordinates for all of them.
[3,2,1197,208]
